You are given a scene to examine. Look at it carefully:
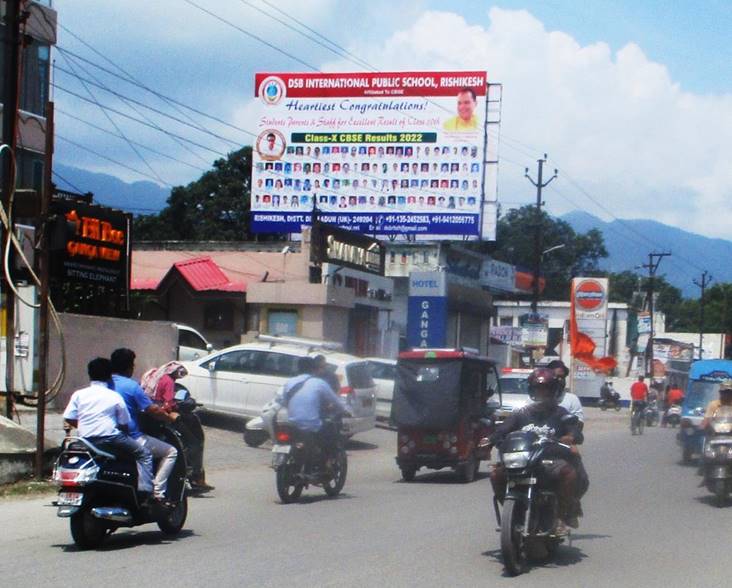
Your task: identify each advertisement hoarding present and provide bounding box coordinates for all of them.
[570,277,610,393]
[407,271,447,348]
[250,71,497,240]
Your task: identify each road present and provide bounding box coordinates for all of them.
[1,410,728,587]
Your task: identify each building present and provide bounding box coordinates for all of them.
[132,225,398,357]
[1,1,56,195]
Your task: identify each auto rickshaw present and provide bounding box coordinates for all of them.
[392,349,502,482]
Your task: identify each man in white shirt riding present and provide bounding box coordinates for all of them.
[63,357,154,495]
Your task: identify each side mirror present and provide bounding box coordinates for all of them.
[206,343,214,352]
[207,362,216,372]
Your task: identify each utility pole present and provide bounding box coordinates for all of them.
[693,270,712,360]
[642,251,671,379]
[2,0,22,418]
[35,102,54,477]
[524,155,557,367]
[524,155,557,314]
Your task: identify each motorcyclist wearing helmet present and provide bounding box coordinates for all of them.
[488,367,584,530]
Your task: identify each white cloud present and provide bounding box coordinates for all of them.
[320,7,732,238]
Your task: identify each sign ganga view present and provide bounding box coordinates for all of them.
[250,71,496,240]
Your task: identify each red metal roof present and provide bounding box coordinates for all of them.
[172,257,246,292]
[132,256,246,293]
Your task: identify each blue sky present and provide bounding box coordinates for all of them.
[51,1,732,244]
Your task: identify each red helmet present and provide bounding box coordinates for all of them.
[527,367,562,402]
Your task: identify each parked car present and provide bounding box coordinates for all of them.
[175,324,214,361]
[366,358,397,420]
[176,337,376,436]
[495,368,532,421]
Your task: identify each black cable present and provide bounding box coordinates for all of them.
[58,50,169,186]
[58,24,214,165]
[52,84,230,157]
[52,170,84,194]
[56,107,209,173]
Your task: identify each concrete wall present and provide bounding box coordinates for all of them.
[49,314,179,410]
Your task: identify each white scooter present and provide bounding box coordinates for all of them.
[244,398,283,447]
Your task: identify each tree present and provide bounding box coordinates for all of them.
[134,147,282,241]
[490,205,609,300]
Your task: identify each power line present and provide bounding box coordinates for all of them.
[57,49,168,186]
[181,0,320,71]
[52,84,230,157]
[56,107,209,173]
[52,169,84,194]
[57,24,215,165]
[55,133,173,187]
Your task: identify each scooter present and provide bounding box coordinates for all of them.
[664,404,682,428]
[645,403,660,427]
[52,426,188,549]
[244,398,279,447]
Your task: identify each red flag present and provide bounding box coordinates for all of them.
[570,284,617,374]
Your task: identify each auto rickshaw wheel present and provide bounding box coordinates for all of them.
[400,466,417,482]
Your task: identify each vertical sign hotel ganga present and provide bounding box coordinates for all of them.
[250,71,494,240]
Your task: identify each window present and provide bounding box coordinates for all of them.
[346,363,374,388]
[179,329,207,350]
[267,310,298,336]
[486,367,499,397]
[204,302,234,331]
[369,361,395,381]
[208,350,262,373]
[260,352,300,377]
[499,316,513,327]
[19,39,50,116]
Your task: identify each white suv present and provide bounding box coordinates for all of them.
[176,340,376,436]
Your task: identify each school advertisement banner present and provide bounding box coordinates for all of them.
[250,71,494,239]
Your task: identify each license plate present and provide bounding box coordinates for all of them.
[272,445,291,454]
[423,435,437,444]
[57,491,84,506]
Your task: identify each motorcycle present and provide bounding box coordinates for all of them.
[494,430,576,576]
[271,415,348,504]
[702,406,732,507]
[598,394,621,411]
[664,404,682,428]
[52,426,188,549]
[645,403,660,427]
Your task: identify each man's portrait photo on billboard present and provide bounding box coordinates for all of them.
[443,87,479,132]
[256,129,286,161]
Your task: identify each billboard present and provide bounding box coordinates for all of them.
[407,271,448,348]
[250,71,497,240]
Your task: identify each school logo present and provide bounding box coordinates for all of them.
[575,279,605,311]
[259,76,286,105]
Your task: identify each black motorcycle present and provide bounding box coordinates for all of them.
[494,430,576,576]
[52,426,188,549]
[645,403,660,427]
[598,393,621,411]
[271,416,347,504]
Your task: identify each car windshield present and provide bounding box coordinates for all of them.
[686,380,720,411]
[499,377,529,394]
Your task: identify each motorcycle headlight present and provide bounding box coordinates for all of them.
[713,423,732,434]
[502,451,530,469]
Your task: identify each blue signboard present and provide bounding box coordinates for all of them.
[251,211,480,237]
[407,272,448,348]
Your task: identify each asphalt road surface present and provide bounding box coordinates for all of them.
[2,410,729,587]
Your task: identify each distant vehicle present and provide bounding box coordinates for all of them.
[679,359,732,463]
[177,335,376,437]
[496,368,532,422]
[366,358,397,420]
[175,324,214,361]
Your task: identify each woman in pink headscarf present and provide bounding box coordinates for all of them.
[142,361,213,491]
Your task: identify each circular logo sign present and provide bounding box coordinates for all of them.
[575,279,605,311]
[259,76,286,105]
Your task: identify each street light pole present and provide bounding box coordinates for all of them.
[525,155,557,315]
[643,251,671,378]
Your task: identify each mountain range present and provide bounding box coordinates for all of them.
[561,211,732,297]
[54,164,730,297]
